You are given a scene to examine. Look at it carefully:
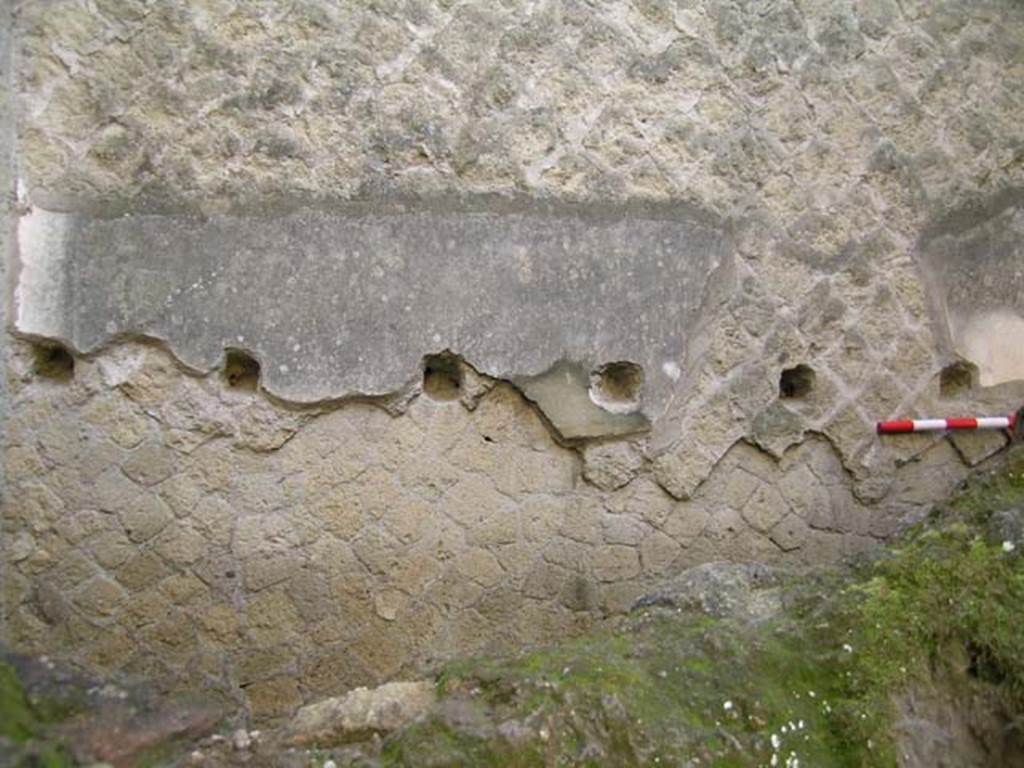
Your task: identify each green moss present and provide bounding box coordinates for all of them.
[0,662,39,742]
[382,463,1024,766]
[0,662,73,767]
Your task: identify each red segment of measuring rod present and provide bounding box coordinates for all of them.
[876,420,915,434]
[945,418,978,430]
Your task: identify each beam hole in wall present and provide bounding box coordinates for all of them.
[423,353,463,401]
[939,360,978,397]
[223,349,261,391]
[589,361,643,413]
[779,364,815,399]
[32,342,74,382]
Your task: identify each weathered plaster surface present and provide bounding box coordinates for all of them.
[4,0,1024,723]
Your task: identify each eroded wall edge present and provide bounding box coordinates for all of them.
[1,0,16,640]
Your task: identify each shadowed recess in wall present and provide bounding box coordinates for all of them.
[15,197,735,437]
[919,191,1024,388]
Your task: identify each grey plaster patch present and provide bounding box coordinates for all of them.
[15,198,734,435]
[919,193,1024,387]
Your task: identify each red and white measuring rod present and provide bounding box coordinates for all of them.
[877,414,1017,434]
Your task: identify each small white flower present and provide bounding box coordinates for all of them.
[842,643,854,653]
[771,754,779,767]
[1003,540,1016,553]
[323,761,337,768]
[723,700,734,711]
[771,733,782,749]
[807,690,816,698]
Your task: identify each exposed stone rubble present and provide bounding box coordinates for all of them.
[631,561,783,624]
[1,648,223,767]
[3,0,1024,727]
[286,680,436,747]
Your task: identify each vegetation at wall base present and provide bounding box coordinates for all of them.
[381,454,1024,767]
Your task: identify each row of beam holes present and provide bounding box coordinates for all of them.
[191,353,991,404]
[224,351,470,400]
[778,360,979,402]
[421,356,649,411]
[38,340,977,400]
[27,342,985,417]
[32,343,962,402]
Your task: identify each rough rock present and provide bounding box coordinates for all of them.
[581,441,644,491]
[632,562,783,624]
[286,680,436,747]
[986,507,1024,548]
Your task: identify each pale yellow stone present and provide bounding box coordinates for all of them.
[74,576,127,618]
[380,498,432,545]
[373,590,404,621]
[120,494,174,543]
[122,588,174,630]
[53,509,108,545]
[159,472,206,517]
[243,554,301,592]
[89,529,135,569]
[639,530,682,574]
[453,548,504,588]
[387,547,444,595]
[191,496,234,547]
[160,572,210,605]
[92,468,139,513]
[154,524,207,566]
[197,603,241,644]
[81,396,150,449]
[5,445,47,480]
[742,485,790,534]
[10,484,66,533]
[591,545,641,583]
[245,590,301,646]
[116,550,170,591]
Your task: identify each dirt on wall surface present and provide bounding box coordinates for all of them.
[3,0,1024,723]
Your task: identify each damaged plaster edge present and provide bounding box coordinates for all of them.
[1,0,15,639]
[22,188,735,230]
[11,325,652,452]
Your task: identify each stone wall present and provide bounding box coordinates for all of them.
[4,0,1024,723]
[1,0,15,643]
